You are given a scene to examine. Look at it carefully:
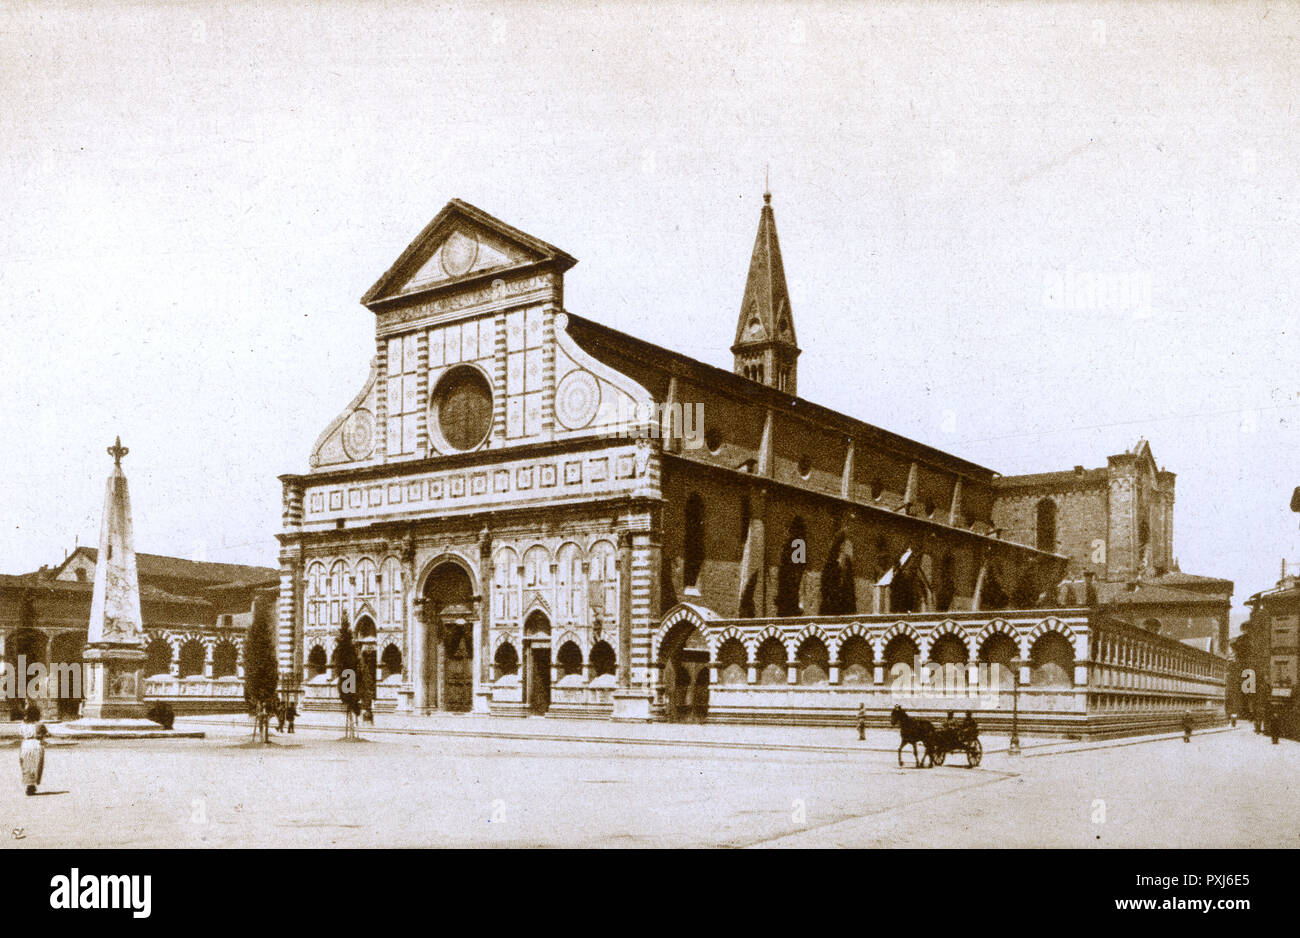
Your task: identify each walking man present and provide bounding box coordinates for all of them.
[1182,709,1193,743]
[856,703,867,741]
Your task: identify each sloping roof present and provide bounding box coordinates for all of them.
[1096,581,1226,607]
[564,311,1000,481]
[993,468,1107,488]
[0,572,209,607]
[1148,570,1233,589]
[56,547,277,587]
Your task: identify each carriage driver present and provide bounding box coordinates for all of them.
[961,710,978,741]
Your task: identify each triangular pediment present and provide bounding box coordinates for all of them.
[362,199,576,309]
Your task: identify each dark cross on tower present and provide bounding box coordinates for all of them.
[107,436,129,468]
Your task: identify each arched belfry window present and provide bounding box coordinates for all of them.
[683,493,705,589]
[1036,498,1057,553]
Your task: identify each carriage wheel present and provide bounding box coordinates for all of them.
[932,747,947,766]
[966,739,982,768]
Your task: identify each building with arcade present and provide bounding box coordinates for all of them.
[275,193,1225,736]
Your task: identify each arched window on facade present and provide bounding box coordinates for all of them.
[328,560,350,626]
[178,640,206,678]
[212,641,238,678]
[756,638,787,684]
[717,639,747,685]
[796,636,830,685]
[1036,498,1057,553]
[144,638,173,677]
[355,558,377,601]
[494,642,519,680]
[589,641,616,678]
[380,643,403,680]
[523,546,552,592]
[979,633,1018,694]
[556,641,584,678]
[306,562,326,628]
[683,493,705,589]
[588,541,618,626]
[839,635,873,684]
[1030,632,1075,687]
[307,645,328,678]
[493,547,521,622]
[775,517,808,617]
[556,543,584,625]
[883,635,919,675]
[379,557,404,625]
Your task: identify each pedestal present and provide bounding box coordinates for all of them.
[612,689,655,722]
[79,644,147,720]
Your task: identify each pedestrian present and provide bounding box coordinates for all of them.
[856,703,866,741]
[1182,709,1193,743]
[275,701,286,734]
[1230,711,1237,728]
[286,700,297,734]
[19,704,49,796]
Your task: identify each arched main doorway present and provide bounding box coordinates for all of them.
[421,562,476,713]
[523,610,551,715]
[660,622,710,723]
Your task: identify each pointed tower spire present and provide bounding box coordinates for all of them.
[732,187,800,394]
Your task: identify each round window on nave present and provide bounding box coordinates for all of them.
[434,365,493,451]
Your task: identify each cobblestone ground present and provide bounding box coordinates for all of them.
[0,725,1292,848]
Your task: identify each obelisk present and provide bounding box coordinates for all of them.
[80,436,148,719]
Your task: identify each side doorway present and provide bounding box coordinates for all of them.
[523,610,551,715]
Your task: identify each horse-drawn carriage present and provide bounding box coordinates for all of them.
[890,705,982,768]
[928,718,982,767]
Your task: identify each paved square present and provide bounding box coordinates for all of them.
[2,724,1292,848]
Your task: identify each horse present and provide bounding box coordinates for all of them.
[890,705,935,768]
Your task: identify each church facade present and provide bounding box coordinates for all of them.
[275,195,1225,734]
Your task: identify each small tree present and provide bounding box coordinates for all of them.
[243,595,278,743]
[336,613,361,739]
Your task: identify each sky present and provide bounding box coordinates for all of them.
[1,0,1297,623]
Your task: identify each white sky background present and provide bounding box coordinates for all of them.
[1,0,1297,622]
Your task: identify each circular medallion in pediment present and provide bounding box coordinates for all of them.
[343,408,375,460]
[555,370,600,430]
[440,230,479,278]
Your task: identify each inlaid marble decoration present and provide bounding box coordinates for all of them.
[556,370,600,430]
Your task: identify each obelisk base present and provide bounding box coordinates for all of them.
[78,644,147,720]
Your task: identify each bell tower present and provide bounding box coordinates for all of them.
[732,188,800,394]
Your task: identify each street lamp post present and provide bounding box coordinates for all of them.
[1008,659,1022,756]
